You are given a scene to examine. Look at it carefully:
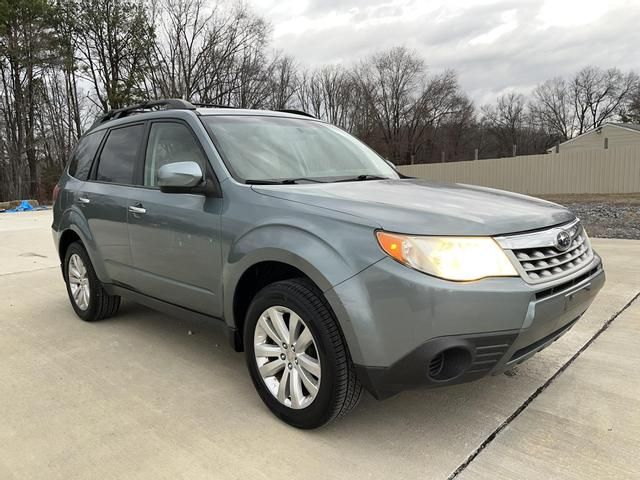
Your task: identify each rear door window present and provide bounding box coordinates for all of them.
[96,124,144,184]
[68,130,105,180]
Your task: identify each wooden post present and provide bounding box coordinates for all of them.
[474,148,478,160]
[441,151,445,163]
[512,144,517,157]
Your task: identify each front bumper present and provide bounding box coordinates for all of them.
[326,254,605,399]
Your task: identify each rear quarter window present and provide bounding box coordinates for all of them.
[96,124,144,184]
[67,130,106,180]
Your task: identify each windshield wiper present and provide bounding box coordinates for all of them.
[246,175,388,185]
[245,179,282,185]
[245,177,326,185]
[335,175,390,182]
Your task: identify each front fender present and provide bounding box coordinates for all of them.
[222,222,384,331]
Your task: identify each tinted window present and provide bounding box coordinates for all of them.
[96,124,144,184]
[68,131,105,180]
[144,123,206,187]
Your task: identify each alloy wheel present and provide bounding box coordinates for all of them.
[68,253,90,311]
[253,306,321,409]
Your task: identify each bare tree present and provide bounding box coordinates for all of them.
[0,0,57,199]
[73,0,154,111]
[146,0,270,105]
[438,95,476,161]
[317,65,352,126]
[405,70,465,163]
[570,66,638,134]
[620,83,640,123]
[232,41,272,108]
[350,48,477,164]
[297,64,355,128]
[354,47,425,163]
[531,77,574,142]
[35,68,90,196]
[481,92,551,157]
[296,68,322,118]
[265,53,297,109]
[55,0,83,138]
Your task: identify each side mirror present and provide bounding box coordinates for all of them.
[158,161,204,193]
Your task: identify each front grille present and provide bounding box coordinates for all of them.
[535,265,601,300]
[514,229,592,281]
[497,220,594,284]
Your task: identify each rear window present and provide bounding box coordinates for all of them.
[68,131,105,180]
[96,124,144,184]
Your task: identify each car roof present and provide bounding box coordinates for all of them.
[86,106,320,135]
[195,108,316,119]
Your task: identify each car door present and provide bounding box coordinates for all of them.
[127,120,223,317]
[79,123,146,286]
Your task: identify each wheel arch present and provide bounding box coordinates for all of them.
[56,210,108,283]
[226,254,334,352]
[222,221,375,354]
[58,229,82,263]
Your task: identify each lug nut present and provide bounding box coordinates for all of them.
[288,363,292,369]
[282,343,288,349]
[280,354,286,360]
[291,346,295,352]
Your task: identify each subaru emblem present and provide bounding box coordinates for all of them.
[555,231,572,251]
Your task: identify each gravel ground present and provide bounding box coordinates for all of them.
[541,194,640,240]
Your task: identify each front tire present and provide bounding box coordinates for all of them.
[64,241,121,322]
[244,278,363,429]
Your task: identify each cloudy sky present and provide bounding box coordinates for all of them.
[245,0,640,104]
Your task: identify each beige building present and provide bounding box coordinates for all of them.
[548,123,640,153]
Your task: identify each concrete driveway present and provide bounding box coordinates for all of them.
[1,210,639,479]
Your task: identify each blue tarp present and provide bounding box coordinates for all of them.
[0,200,48,213]
[0,200,50,213]
[4,200,35,213]
[7,200,34,212]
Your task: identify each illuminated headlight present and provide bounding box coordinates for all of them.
[376,231,518,281]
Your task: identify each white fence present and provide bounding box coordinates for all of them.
[396,146,640,194]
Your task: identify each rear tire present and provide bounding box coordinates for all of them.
[64,241,120,322]
[244,278,363,429]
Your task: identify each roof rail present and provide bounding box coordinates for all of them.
[191,103,317,119]
[191,102,236,109]
[90,98,196,130]
[275,109,316,119]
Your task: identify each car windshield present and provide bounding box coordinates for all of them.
[201,115,399,182]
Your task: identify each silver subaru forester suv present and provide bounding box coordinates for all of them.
[52,99,605,429]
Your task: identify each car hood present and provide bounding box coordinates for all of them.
[252,178,575,236]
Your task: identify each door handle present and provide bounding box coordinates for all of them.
[128,205,146,215]
[77,196,90,204]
